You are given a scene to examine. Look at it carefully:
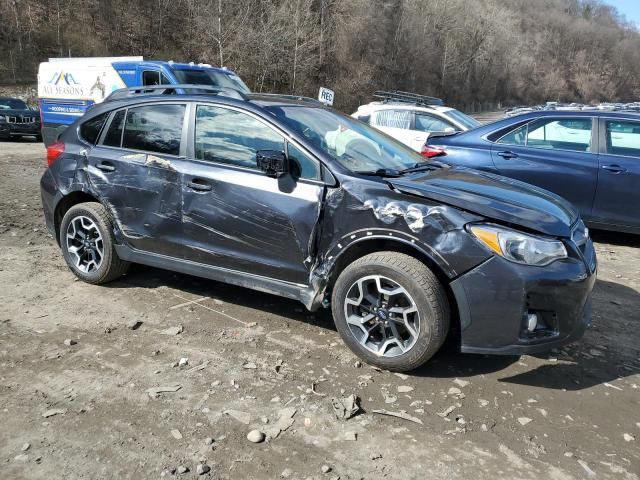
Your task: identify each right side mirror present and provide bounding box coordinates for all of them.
[256,150,288,178]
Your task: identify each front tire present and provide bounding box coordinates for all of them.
[331,252,449,372]
[59,202,129,284]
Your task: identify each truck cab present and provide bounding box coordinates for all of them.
[38,57,249,145]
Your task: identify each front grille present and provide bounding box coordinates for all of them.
[6,116,36,124]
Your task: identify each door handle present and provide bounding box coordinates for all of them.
[187,178,212,192]
[601,164,627,174]
[95,161,115,172]
[497,151,518,159]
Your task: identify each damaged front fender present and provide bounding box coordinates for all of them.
[304,177,493,310]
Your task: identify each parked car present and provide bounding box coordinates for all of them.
[40,86,596,371]
[426,110,640,234]
[38,56,250,146]
[352,91,480,153]
[0,97,41,141]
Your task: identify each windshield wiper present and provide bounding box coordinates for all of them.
[356,168,402,177]
[398,161,447,174]
[357,162,447,178]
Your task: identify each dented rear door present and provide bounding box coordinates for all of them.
[85,103,187,256]
[180,104,324,284]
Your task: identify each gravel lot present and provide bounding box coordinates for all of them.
[1,139,639,480]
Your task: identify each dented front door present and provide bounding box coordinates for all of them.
[181,165,323,284]
[181,104,324,284]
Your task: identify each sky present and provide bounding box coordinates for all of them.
[603,0,640,28]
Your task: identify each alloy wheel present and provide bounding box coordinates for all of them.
[65,216,104,273]
[343,275,420,357]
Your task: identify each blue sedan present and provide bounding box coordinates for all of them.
[428,110,640,234]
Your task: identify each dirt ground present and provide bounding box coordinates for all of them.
[1,139,639,480]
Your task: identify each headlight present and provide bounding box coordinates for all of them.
[469,224,567,266]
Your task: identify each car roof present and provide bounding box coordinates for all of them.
[82,92,327,121]
[511,110,640,119]
[445,109,640,141]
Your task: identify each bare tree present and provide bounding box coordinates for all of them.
[1,0,639,110]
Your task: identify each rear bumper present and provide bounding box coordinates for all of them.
[40,169,58,239]
[451,242,596,355]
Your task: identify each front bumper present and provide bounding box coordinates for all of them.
[451,237,596,355]
[0,122,41,137]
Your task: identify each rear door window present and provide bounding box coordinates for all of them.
[414,114,455,132]
[526,118,592,152]
[102,109,126,147]
[605,120,640,157]
[497,124,527,146]
[80,112,109,145]
[122,104,185,156]
[497,118,592,152]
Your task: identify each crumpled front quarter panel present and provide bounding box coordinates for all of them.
[315,178,491,281]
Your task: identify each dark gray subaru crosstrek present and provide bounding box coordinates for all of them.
[40,85,597,372]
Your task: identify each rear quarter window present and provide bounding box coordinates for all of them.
[372,110,411,129]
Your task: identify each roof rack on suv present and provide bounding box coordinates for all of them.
[373,90,444,107]
[250,93,324,106]
[103,84,248,102]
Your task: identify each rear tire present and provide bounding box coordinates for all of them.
[331,252,449,372]
[59,202,129,284]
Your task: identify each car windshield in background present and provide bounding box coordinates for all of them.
[446,109,481,130]
[0,98,29,110]
[266,106,426,173]
[172,69,251,93]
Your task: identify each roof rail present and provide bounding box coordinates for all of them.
[103,84,248,102]
[250,93,324,105]
[373,90,444,107]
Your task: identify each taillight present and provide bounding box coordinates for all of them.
[420,144,447,158]
[46,141,65,167]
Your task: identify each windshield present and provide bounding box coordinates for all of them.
[446,109,481,130]
[172,69,251,93]
[266,105,426,173]
[0,98,29,110]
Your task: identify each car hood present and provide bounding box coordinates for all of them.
[388,167,578,237]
